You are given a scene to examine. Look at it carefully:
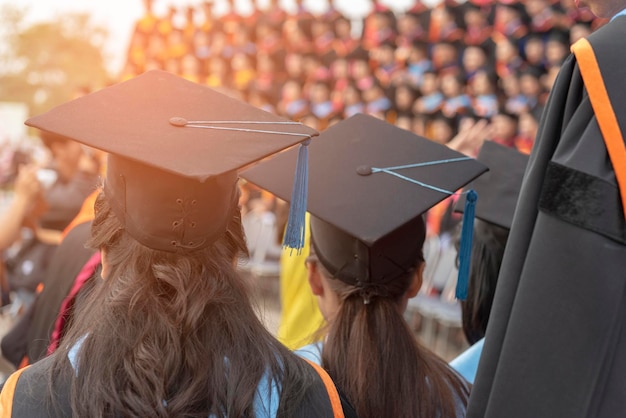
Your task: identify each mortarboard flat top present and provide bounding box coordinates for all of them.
[25,70,317,252]
[26,70,317,181]
[456,141,529,229]
[243,113,487,246]
[242,114,487,285]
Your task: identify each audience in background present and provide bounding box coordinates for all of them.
[122,0,606,167]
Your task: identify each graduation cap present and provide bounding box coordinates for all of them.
[455,141,529,229]
[26,70,317,253]
[242,114,487,297]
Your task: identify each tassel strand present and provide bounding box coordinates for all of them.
[456,189,477,300]
[283,139,311,253]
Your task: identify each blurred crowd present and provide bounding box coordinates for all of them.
[121,0,604,155]
[0,0,610,376]
[111,0,608,251]
[0,136,101,317]
[0,0,606,317]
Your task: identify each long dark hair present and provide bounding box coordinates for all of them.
[49,191,319,417]
[317,236,470,418]
[460,219,510,345]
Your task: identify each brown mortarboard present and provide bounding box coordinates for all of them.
[26,70,317,252]
[456,141,529,229]
[242,114,487,293]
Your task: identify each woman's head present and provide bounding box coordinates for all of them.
[242,116,486,305]
[29,67,330,418]
[309,214,425,297]
[62,188,315,417]
[306,214,426,320]
[241,115,483,418]
[102,153,241,253]
[91,187,246,284]
[306,213,470,418]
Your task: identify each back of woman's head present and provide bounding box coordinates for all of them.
[319,247,469,418]
[53,192,316,417]
[239,113,485,418]
[27,69,330,417]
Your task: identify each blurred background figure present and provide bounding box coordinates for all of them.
[449,141,529,383]
[0,164,46,309]
[0,132,98,312]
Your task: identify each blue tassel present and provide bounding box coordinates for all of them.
[456,190,477,300]
[282,139,310,254]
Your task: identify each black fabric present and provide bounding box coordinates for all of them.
[4,236,57,294]
[338,390,359,418]
[0,300,36,367]
[456,141,529,229]
[6,354,359,417]
[25,70,317,181]
[467,17,626,418]
[242,114,486,285]
[39,172,98,232]
[11,356,71,417]
[294,372,359,418]
[539,162,626,244]
[1,222,94,368]
[24,221,95,364]
[242,113,487,248]
[310,215,426,288]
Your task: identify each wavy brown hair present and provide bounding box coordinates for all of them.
[317,230,470,418]
[49,190,321,417]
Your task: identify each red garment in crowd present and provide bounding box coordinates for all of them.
[47,251,102,355]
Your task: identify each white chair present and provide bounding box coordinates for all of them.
[240,209,282,278]
[407,238,464,358]
[420,234,441,294]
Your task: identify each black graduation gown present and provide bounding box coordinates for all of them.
[467,17,626,418]
[2,354,358,417]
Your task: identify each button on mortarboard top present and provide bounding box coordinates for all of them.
[455,141,529,230]
[169,116,187,127]
[25,70,318,252]
[241,113,488,295]
[356,165,373,176]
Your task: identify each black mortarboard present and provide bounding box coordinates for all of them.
[242,114,487,291]
[26,70,317,252]
[456,141,529,229]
